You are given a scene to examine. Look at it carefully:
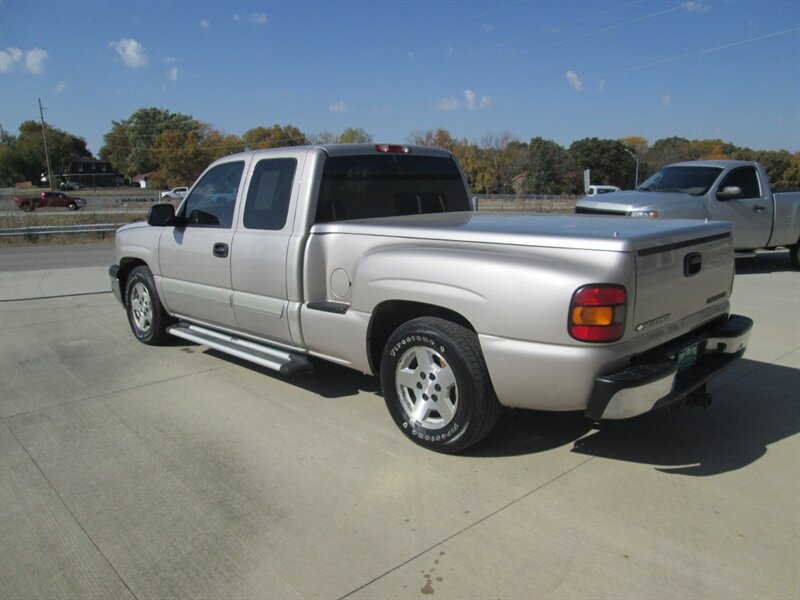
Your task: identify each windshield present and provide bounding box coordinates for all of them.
[637,166,723,196]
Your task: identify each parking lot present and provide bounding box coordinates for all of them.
[0,247,798,599]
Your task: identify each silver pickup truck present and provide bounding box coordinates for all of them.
[576,160,800,268]
[110,144,752,452]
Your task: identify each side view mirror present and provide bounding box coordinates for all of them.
[147,203,184,227]
[717,186,742,200]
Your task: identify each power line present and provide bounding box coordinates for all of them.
[599,27,800,77]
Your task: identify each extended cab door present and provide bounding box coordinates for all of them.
[709,165,773,249]
[230,153,304,345]
[158,159,246,330]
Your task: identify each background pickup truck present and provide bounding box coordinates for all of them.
[110,144,752,453]
[576,160,800,268]
[13,191,86,212]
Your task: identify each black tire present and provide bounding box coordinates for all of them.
[20,203,32,212]
[380,317,502,453]
[125,266,173,345]
[67,202,78,211]
[790,241,799,270]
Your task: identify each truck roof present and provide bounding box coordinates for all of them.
[220,143,453,162]
[668,160,756,169]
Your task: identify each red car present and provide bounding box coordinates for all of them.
[13,191,86,212]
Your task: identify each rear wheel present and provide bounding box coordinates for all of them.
[20,203,32,212]
[380,317,502,453]
[790,240,799,269]
[125,266,173,345]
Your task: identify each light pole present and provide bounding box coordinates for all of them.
[624,148,639,188]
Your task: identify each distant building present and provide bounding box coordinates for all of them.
[56,157,121,186]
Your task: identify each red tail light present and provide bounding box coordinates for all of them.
[569,285,627,342]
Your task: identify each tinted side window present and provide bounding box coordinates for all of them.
[719,167,761,199]
[243,158,297,230]
[180,161,244,228]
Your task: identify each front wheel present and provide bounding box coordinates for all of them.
[125,266,173,345]
[67,203,78,211]
[20,203,32,212]
[380,317,502,453]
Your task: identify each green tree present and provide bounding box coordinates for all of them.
[566,137,634,193]
[99,107,199,177]
[408,129,459,152]
[780,152,800,188]
[242,124,307,149]
[642,136,691,177]
[2,120,90,185]
[521,137,566,195]
[336,128,373,143]
[151,125,244,186]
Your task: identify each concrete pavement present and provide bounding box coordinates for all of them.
[0,250,797,599]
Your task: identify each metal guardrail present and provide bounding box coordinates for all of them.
[0,223,119,237]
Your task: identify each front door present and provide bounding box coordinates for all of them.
[158,159,246,330]
[709,166,773,249]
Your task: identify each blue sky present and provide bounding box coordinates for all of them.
[1,0,798,155]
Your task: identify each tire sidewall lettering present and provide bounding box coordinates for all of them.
[388,334,444,358]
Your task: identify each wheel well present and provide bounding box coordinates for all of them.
[367,301,474,374]
[117,258,147,304]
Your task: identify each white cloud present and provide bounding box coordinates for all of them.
[1,47,48,74]
[329,101,348,113]
[110,38,148,68]
[435,97,460,111]
[25,48,48,74]
[168,67,178,81]
[481,23,494,33]
[479,95,492,109]
[464,89,477,110]
[447,45,454,56]
[408,51,414,61]
[599,79,606,92]
[662,95,672,107]
[565,70,584,92]
[234,12,267,24]
[54,80,66,94]
[0,47,22,72]
[200,19,211,29]
[684,1,710,13]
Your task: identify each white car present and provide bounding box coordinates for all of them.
[160,187,189,200]
[587,185,622,196]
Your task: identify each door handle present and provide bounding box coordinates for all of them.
[213,243,229,258]
[752,205,766,212]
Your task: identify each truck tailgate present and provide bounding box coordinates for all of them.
[633,226,734,339]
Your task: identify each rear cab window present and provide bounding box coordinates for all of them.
[314,154,469,223]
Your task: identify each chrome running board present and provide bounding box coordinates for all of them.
[168,322,313,375]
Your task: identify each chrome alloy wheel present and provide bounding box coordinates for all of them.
[395,345,458,429]
[130,281,154,334]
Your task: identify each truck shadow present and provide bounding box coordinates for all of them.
[203,347,796,476]
[470,359,799,475]
[735,250,794,274]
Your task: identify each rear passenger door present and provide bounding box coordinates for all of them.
[158,159,246,330]
[231,154,303,344]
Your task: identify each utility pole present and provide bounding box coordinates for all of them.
[38,98,54,190]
